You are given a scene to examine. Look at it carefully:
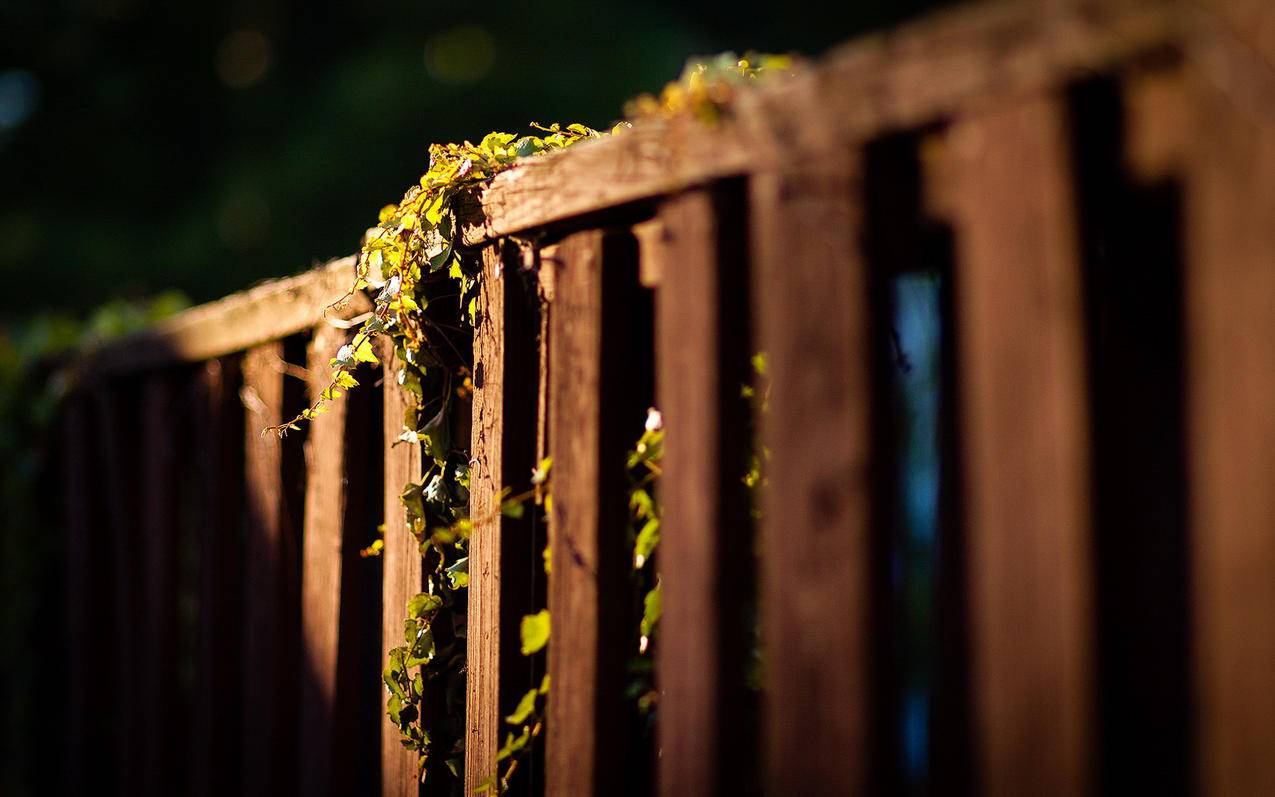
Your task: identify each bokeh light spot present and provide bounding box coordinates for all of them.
[216,29,273,89]
[424,25,496,85]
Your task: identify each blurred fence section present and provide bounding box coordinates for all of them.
[61,0,1275,794]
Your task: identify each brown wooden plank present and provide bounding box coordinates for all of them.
[140,374,182,793]
[546,229,651,796]
[1183,28,1275,794]
[465,243,542,794]
[96,387,143,794]
[241,342,298,797]
[192,358,243,797]
[63,398,96,795]
[749,159,872,795]
[380,335,424,797]
[77,255,372,379]
[299,324,355,797]
[943,93,1093,797]
[457,0,1176,246]
[654,186,753,797]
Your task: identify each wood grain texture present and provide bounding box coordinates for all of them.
[380,336,424,797]
[96,387,143,794]
[241,342,298,797]
[465,244,542,795]
[546,229,650,796]
[300,324,354,797]
[192,358,243,797]
[944,93,1093,797]
[140,374,182,794]
[76,256,371,379]
[466,244,507,794]
[750,159,872,796]
[1183,20,1275,793]
[654,187,753,797]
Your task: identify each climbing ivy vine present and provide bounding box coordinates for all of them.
[266,52,794,791]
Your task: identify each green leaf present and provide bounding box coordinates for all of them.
[500,499,525,519]
[504,688,538,725]
[407,592,443,618]
[496,726,531,761]
[633,518,660,569]
[640,583,662,639]
[353,336,379,364]
[519,609,550,655]
[446,556,469,589]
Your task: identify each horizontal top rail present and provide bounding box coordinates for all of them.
[73,256,369,381]
[74,0,1188,379]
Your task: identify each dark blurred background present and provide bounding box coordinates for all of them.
[1,0,953,319]
[1,1,954,794]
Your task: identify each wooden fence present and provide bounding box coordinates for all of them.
[61,0,1275,794]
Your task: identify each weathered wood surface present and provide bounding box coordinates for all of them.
[546,229,649,795]
[300,324,354,797]
[192,358,243,797]
[140,374,181,794]
[63,399,95,795]
[76,256,370,378]
[1184,10,1275,792]
[750,158,873,794]
[943,93,1093,797]
[380,336,424,797]
[241,342,298,797]
[653,187,752,797]
[465,244,542,795]
[96,388,143,794]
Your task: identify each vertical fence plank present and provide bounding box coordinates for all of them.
[750,160,872,795]
[1184,39,1275,795]
[241,342,296,797]
[655,186,752,797]
[141,374,182,793]
[192,358,243,797]
[97,387,143,794]
[64,398,97,795]
[466,243,541,794]
[380,336,424,797]
[300,324,353,797]
[547,229,650,796]
[944,93,1093,797]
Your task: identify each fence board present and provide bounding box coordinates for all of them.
[944,93,1093,797]
[750,160,872,795]
[141,374,182,793]
[96,388,143,794]
[546,229,649,796]
[300,324,355,796]
[654,187,753,797]
[63,399,95,795]
[466,243,542,794]
[241,342,298,797]
[1184,39,1275,795]
[192,358,243,797]
[380,336,424,797]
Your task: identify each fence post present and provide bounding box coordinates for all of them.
[654,185,755,797]
[300,324,355,796]
[1184,17,1275,792]
[241,342,299,797]
[750,158,873,795]
[466,242,543,794]
[546,228,651,796]
[942,92,1094,797]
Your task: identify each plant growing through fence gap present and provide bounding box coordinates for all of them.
[263,53,796,788]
